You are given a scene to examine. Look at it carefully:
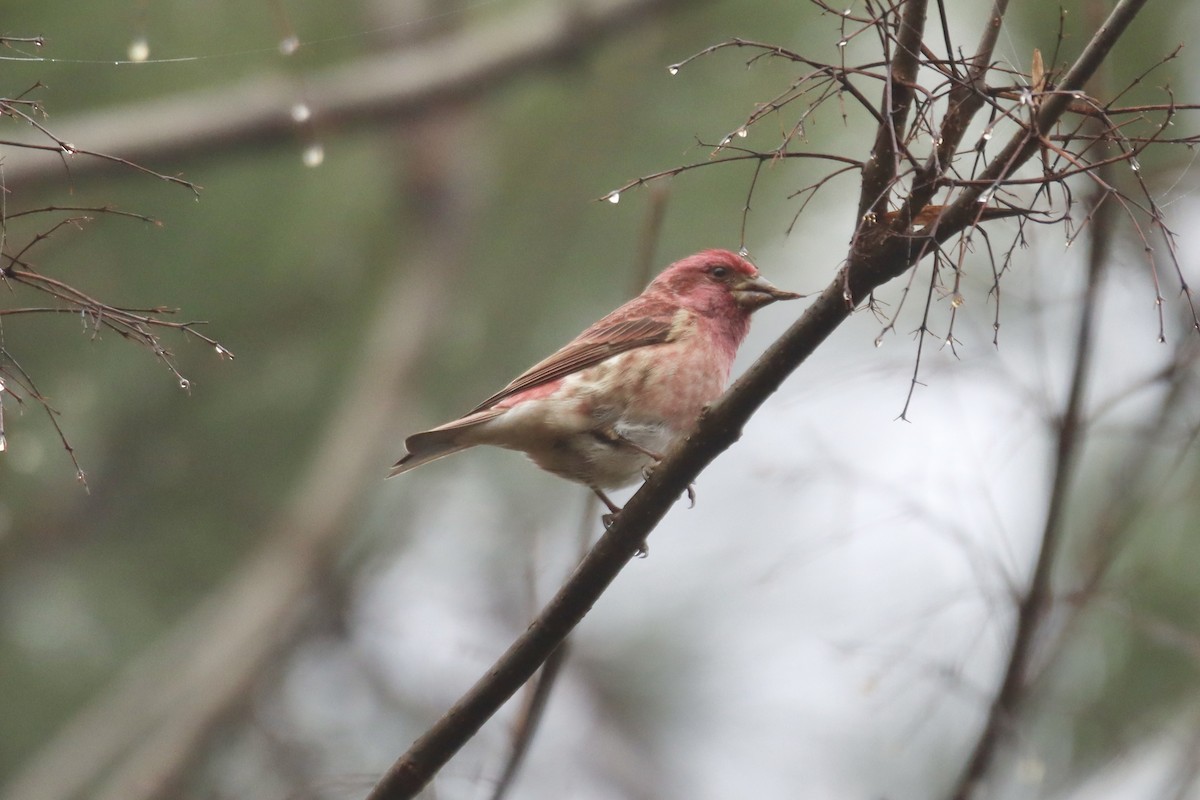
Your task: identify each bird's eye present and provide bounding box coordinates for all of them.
[709,266,729,279]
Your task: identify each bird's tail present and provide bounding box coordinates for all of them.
[387,431,469,477]
[386,409,504,478]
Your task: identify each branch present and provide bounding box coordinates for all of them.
[364,3,1157,796]
[902,0,1009,222]
[854,0,929,222]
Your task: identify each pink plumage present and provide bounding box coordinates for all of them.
[389,249,799,517]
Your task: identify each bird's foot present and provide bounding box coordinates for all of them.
[594,487,622,530]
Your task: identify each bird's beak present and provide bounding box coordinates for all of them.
[732,274,803,310]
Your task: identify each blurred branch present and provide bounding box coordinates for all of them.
[2,0,699,189]
[946,153,1113,800]
[0,108,478,800]
[364,2,1170,797]
[486,642,570,800]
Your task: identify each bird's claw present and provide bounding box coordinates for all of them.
[600,512,648,557]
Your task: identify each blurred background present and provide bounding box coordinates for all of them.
[1,1,1199,798]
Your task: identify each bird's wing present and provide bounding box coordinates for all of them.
[467,314,676,413]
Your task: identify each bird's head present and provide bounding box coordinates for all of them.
[653,249,801,317]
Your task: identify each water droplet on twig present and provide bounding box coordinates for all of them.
[605,191,621,205]
[302,143,324,167]
[279,35,300,56]
[128,37,150,62]
[290,103,312,123]
[667,64,680,76]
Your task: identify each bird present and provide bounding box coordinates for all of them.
[388,248,800,522]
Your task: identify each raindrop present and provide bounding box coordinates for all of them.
[606,191,621,204]
[214,344,233,360]
[738,245,750,257]
[1129,158,1141,172]
[279,35,300,56]
[0,433,6,453]
[290,103,312,123]
[60,143,76,155]
[720,135,732,146]
[128,37,150,62]
[836,39,848,48]
[978,190,993,204]
[178,378,191,391]
[667,65,680,76]
[843,7,852,15]
[302,143,325,167]
[874,335,884,348]
[981,128,993,142]
[736,127,748,138]
[950,293,965,308]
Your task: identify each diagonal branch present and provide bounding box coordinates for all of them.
[363,3,1158,798]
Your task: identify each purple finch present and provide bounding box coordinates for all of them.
[388,249,799,518]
